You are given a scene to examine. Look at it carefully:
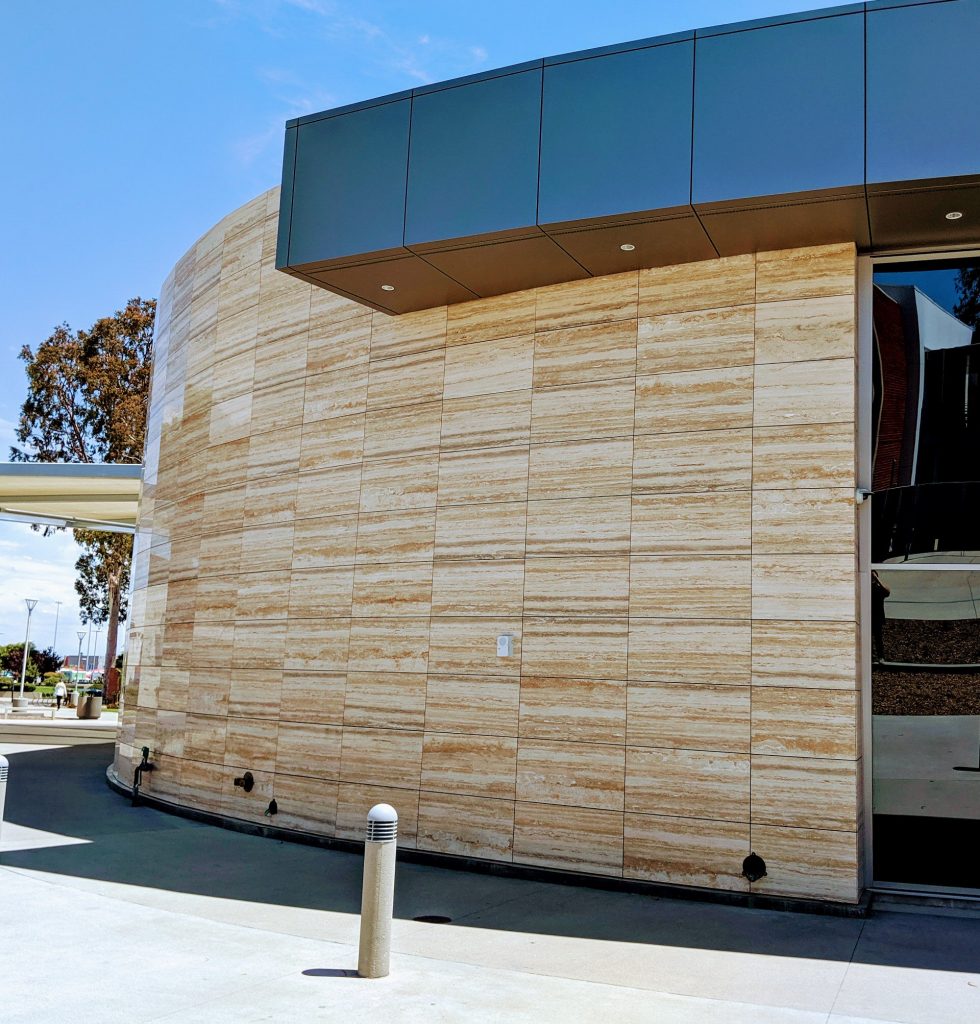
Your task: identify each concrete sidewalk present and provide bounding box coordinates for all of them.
[1,742,979,1023]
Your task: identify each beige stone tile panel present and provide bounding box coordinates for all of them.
[276,721,343,780]
[179,759,227,815]
[421,733,518,799]
[751,620,858,689]
[201,487,245,536]
[433,501,526,561]
[519,676,626,744]
[752,554,856,621]
[521,617,628,679]
[637,305,755,375]
[344,672,427,730]
[253,326,308,392]
[440,390,532,451]
[628,619,751,684]
[635,366,753,436]
[627,681,750,753]
[528,437,633,501]
[754,358,854,428]
[418,792,515,861]
[430,559,524,617]
[347,617,429,674]
[360,454,439,513]
[299,413,365,473]
[363,400,443,461]
[232,619,287,669]
[428,617,522,678]
[532,321,636,388]
[517,739,625,810]
[755,242,855,303]
[631,491,751,555]
[626,747,750,821]
[751,754,860,831]
[303,365,368,424]
[523,556,630,617]
[368,349,445,410]
[351,562,432,618]
[289,565,356,618]
[355,508,436,564]
[446,289,535,347]
[437,445,529,506]
[244,474,298,526]
[235,570,290,619]
[241,524,295,573]
[228,668,282,720]
[183,714,227,764]
[624,813,750,891]
[535,271,638,331]
[206,438,249,492]
[443,334,533,399]
[292,514,358,569]
[639,254,754,317]
[283,618,350,672]
[224,717,279,771]
[753,422,855,490]
[369,305,447,360]
[306,312,371,377]
[752,487,856,554]
[279,671,346,725]
[336,783,420,848]
[209,394,252,446]
[513,803,624,875]
[425,674,520,737]
[630,555,751,619]
[531,378,635,444]
[751,687,859,759]
[749,823,859,902]
[633,429,752,494]
[526,496,629,557]
[755,293,855,365]
[211,350,256,404]
[222,765,277,824]
[309,279,370,328]
[340,727,424,789]
[250,377,305,434]
[273,774,339,835]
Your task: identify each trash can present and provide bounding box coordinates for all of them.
[76,690,103,720]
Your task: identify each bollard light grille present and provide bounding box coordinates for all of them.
[366,818,397,843]
[0,764,7,783]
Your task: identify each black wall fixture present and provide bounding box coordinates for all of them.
[277,0,980,314]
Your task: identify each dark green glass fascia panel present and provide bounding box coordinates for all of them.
[693,13,865,204]
[287,98,411,267]
[867,0,980,184]
[405,69,542,246]
[539,40,694,225]
[275,126,297,270]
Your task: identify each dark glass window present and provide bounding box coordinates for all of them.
[871,260,980,893]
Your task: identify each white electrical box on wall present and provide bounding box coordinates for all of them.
[496,634,514,657]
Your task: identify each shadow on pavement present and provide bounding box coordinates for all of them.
[2,743,978,974]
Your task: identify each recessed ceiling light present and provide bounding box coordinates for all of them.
[619,243,636,251]
[381,284,396,291]
[945,211,964,221]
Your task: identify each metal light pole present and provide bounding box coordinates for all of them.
[18,599,38,698]
[52,601,62,655]
[76,630,85,697]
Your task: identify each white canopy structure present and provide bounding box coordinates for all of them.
[0,463,141,534]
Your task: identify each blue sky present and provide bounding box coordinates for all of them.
[0,0,839,657]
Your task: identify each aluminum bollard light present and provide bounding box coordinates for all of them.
[0,754,9,840]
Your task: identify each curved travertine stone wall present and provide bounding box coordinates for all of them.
[115,187,863,903]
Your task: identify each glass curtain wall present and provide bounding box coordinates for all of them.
[871,258,980,891]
